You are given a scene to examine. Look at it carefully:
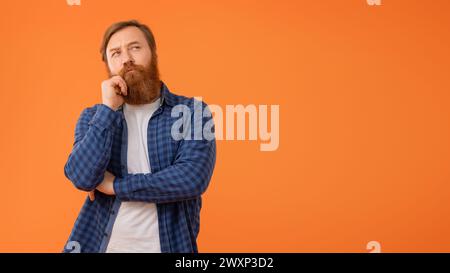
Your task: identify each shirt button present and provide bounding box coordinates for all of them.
[103,232,108,237]
[111,210,115,215]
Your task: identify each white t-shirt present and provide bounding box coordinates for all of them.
[106,98,162,253]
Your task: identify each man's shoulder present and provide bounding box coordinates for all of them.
[166,90,211,111]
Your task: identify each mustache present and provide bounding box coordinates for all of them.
[109,59,161,105]
[118,62,147,79]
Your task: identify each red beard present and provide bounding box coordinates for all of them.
[113,58,161,105]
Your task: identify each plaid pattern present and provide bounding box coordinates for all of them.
[63,82,216,253]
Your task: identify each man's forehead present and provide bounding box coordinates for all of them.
[107,26,146,50]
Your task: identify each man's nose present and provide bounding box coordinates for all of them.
[122,60,134,69]
[121,50,134,65]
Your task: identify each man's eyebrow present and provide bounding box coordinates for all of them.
[108,41,141,53]
[109,47,120,53]
[127,41,141,47]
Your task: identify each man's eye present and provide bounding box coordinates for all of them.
[112,51,120,57]
[131,46,140,50]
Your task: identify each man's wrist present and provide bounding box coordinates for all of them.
[102,103,119,111]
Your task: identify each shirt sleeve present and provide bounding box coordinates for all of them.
[113,102,216,203]
[64,104,120,191]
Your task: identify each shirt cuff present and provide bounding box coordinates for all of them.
[88,104,120,131]
[113,176,131,201]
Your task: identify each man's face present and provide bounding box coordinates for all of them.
[105,26,161,105]
[106,26,152,75]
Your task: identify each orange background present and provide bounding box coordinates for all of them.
[0,0,449,252]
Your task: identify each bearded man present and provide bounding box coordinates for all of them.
[63,20,216,253]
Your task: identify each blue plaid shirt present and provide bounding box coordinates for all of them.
[63,82,216,253]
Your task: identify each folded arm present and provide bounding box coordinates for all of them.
[64,104,119,191]
[113,102,216,203]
